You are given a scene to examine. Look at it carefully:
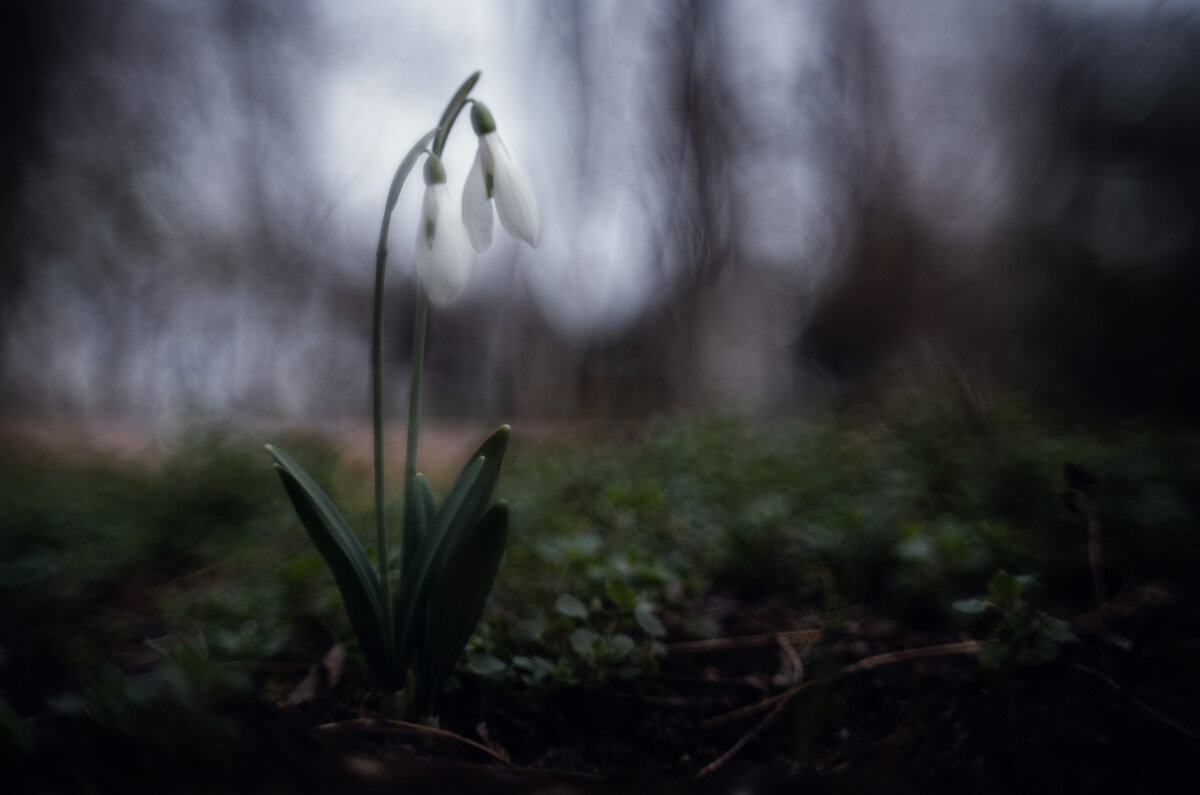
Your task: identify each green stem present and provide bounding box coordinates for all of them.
[433,71,481,157]
[401,288,427,568]
[373,129,437,659]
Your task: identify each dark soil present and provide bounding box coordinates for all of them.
[11,587,1199,794]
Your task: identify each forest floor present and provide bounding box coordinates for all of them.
[14,581,1198,794]
[4,411,1199,793]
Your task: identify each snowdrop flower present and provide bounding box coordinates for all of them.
[414,154,474,306]
[461,102,539,252]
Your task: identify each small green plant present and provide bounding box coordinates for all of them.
[462,580,668,690]
[954,570,1077,671]
[265,72,538,723]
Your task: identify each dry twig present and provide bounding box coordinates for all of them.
[702,640,983,728]
[776,632,805,686]
[694,632,810,778]
[695,698,790,779]
[317,717,512,766]
[665,629,823,654]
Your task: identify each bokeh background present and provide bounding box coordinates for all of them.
[4,0,1200,430]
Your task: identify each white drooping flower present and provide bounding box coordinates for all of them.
[414,154,474,306]
[461,102,539,253]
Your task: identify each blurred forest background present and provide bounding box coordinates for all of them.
[3,0,1200,429]
[5,4,1200,787]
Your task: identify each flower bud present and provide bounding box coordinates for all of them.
[470,102,497,136]
[423,154,447,185]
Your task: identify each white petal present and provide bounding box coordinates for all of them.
[414,184,474,306]
[483,133,539,248]
[461,148,493,253]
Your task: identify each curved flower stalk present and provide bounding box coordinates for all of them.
[462,102,539,252]
[264,71,525,725]
[414,155,474,306]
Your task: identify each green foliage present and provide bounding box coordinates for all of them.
[2,386,1194,720]
[266,425,510,715]
[463,572,668,690]
[0,430,301,702]
[953,570,1078,670]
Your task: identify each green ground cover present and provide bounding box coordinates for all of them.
[1,391,1196,784]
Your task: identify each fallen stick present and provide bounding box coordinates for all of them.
[694,632,808,779]
[695,697,790,779]
[317,717,512,766]
[665,629,823,654]
[701,640,983,728]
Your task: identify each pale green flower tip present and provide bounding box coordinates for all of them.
[423,154,447,185]
[471,102,497,136]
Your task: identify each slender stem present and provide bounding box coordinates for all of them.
[402,288,428,549]
[373,129,437,660]
[372,199,394,653]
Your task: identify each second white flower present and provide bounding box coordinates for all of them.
[462,102,539,253]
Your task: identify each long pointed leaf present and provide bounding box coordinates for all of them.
[452,425,510,500]
[392,456,486,675]
[393,426,511,677]
[417,503,508,716]
[265,444,395,687]
[429,425,510,575]
[403,473,438,578]
[401,471,438,669]
[400,424,505,578]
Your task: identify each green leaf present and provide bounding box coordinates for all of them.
[452,425,511,508]
[421,425,510,582]
[466,651,507,678]
[604,578,638,609]
[1042,617,1078,645]
[403,473,438,577]
[516,616,547,642]
[569,628,600,662]
[265,445,393,687]
[555,594,589,620]
[634,601,667,637]
[393,446,499,676]
[987,570,1021,605]
[607,634,635,661]
[952,598,991,615]
[417,503,509,714]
